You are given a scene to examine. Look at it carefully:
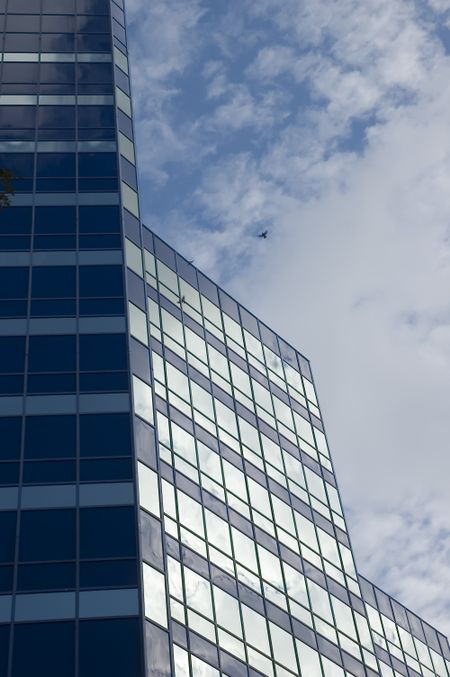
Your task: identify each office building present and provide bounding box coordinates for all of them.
[0,0,448,675]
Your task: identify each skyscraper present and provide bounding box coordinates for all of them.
[0,1,448,676]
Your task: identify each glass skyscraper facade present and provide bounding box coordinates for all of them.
[0,1,448,677]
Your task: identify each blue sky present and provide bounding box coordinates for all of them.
[126,0,450,635]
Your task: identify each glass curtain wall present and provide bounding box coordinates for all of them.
[0,1,146,675]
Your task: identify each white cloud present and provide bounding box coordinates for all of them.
[426,0,450,12]
[127,0,205,84]
[350,497,450,636]
[246,45,297,80]
[126,0,207,184]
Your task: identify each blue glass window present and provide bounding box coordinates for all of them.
[38,106,75,129]
[2,62,39,83]
[0,336,25,373]
[78,153,118,190]
[25,415,76,459]
[31,266,76,298]
[115,67,130,96]
[0,153,33,191]
[80,506,136,558]
[140,512,163,570]
[30,300,76,318]
[0,566,13,593]
[34,206,77,249]
[0,374,24,395]
[0,153,34,177]
[8,0,40,10]
[77,15,110,32]
[121,157,137,189]
[78,153,117,177]
[0,268,28,298]
[79,205,120,233]
[35,207,76,234]
[0,625,10,677]
[41,33,76,52]
[78,106,115,128]
[12,622,75,677]
[78,105,116,139]
[77,63,113,83]
[17,562,76,591]
[0,207,32,234]
[40,63,75,84]
[6,15,40,32]
[145,624,171,677]
[77,0,110,13]
[80,413,132,457]
[80,334,127,371]
[79,372,128,392]
[19,509,76,561]
[43,0,76,12]
[4,34,40,52]
[79,619,143,677]
[117,109,133,139]
[0,462,20,485]
[77,33,111,52]
[79,265,124,315]
[34,235,77,251]
[27,373,77,393]
[28,335,76,373]
[0,106,36,130]
[0,417,22,460]
[79,265,123,297]
[0,235,31,251]
[77,128,116,142]
[36,153,76,191]
[80,458,133,481]
[41,14,75,32]
[0,512,17,563]
[23,460,76,485]
[80,559,137,588]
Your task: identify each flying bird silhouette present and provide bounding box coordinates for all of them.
[258,230,268,239]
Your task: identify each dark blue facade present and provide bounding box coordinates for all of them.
[0,1,448,676]
[0,0,146,675]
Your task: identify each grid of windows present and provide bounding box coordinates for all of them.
[0,263,125,318]
[0,204,122,251]
[0,411,135,486]
[0,100,116,142]
[0,0,146,675]
[130,230,378,677]
[0,330,128,397]
[0,151,118,192]
[360,579,450,677]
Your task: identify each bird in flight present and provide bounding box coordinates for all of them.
[258,230,268,239]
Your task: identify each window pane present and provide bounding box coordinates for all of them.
[12,622,75,677]
[25,415,76,459]
[19,509,76,561]
[143,563,167,627]
[79,618,143,677]
[80,506,136,558]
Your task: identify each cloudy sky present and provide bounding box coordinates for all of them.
[126,0,450,636]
